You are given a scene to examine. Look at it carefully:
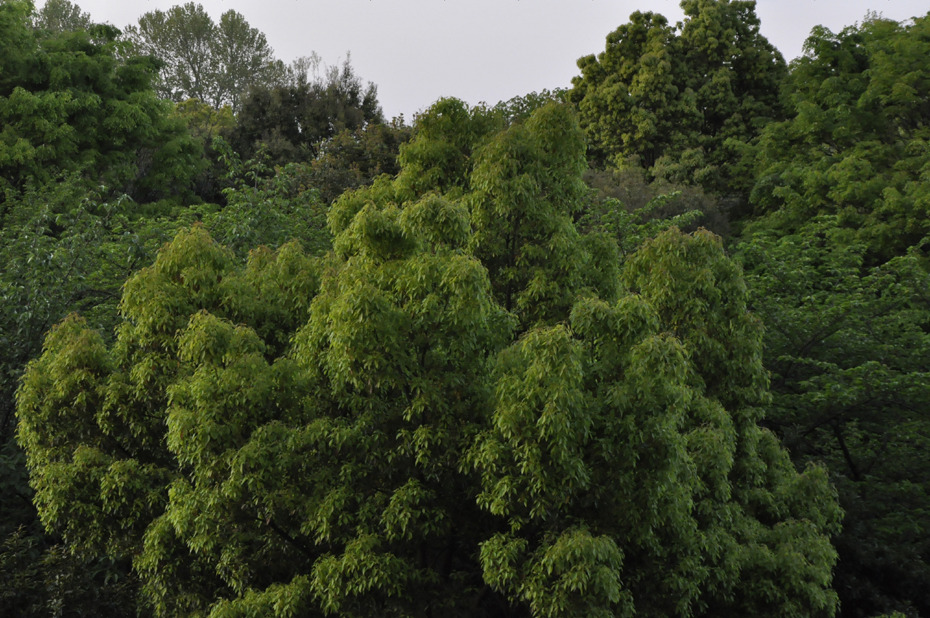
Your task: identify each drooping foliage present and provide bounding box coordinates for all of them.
[17,100,841,617]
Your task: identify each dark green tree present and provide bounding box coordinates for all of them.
[228,57,383,166]
[737,217,930,617]
[304,120,411,206]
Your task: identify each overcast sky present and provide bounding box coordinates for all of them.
[67,0,928,121]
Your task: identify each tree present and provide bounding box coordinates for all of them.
[570,0,786,196]
[0,1,203,201]
[737,217,930,617]
[32,0,90,34]
[124,2,286,111]
[228,57,383,166]
[304,120,412,206]
[735,14,930,613]
[747,12,930,262]
[17,101,840,617]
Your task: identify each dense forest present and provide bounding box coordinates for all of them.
[1,0,929,615]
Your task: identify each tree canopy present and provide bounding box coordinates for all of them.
[570,0,786,196]
[123,2,286,111]
[227,57,383,166]
[6,2,930,616]
[0,0,202,201]
[746,12,930,261]
[16,100,841,617]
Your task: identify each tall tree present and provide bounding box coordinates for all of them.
[747,12,930,262]
[570,0,786,196]
[737,217,930,617]
[17,101,840,617]
[0,0,203,200]
[228,57,383,166]
[31,0,90,34]
[124,2,285,111]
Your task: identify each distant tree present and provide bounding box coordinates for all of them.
[570,0,786,196]
[305,119,412,205]
[493,88,567,125]
[32,0,90,34]
[124,2,286,111]
[228,57,383,165]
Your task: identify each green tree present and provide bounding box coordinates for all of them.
[204,155,332,258]
[570,0,786,196]
[124,2,286,111]
[747,12,930,261]
[737,217,930,617]
[228,57,383,166]
[32,0,90,34]
[305,119,411,206]
[0,1,203,200]
[16,101,841,617]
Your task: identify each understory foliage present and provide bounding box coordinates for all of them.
[17,100,841,617]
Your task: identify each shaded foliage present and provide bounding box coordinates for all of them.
[738,218,930,617]
[228,58,383,167]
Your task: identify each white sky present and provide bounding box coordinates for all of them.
[66,0,929,121]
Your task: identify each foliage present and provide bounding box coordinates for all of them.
[0,175,211,617]
[580,165,732,253]
[0,178,204,439]
[228,57,383,166]
[493,88,568,125]
[747,12,930,261]
[394,97,504,199]
[570,0,786,195]
[174,98,237,202]
[305,120,412,205]
[123,2,286,112]
[17,101,840,617]
[0,1,203,201]
[32,0,90,34]
[0,527,143,617]
[737,217,930,617]
[205,152,332,258]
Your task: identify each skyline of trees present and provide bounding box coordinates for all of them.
[2,1,929,616]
